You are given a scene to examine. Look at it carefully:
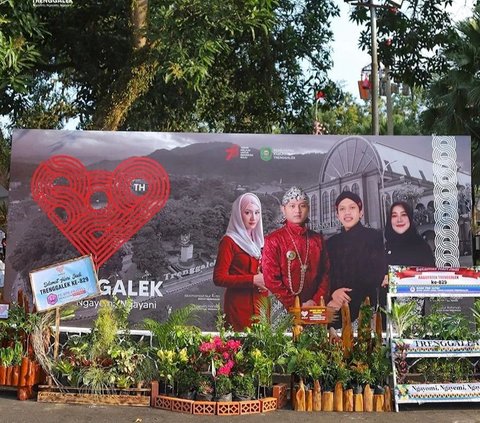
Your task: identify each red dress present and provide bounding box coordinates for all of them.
[213,236,267,331]
[262,221,329,310]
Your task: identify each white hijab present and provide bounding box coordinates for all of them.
[225,193,264,259]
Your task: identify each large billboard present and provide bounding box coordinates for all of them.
[4,130,472,330]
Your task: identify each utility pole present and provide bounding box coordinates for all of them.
[370,0,379,135]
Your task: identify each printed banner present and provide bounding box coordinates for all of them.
[29,255,99,311]
[389,266,480,295]
[4,130,472,329]
[396,383,480,403]
[392,339,480,357]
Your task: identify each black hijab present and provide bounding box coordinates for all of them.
[385,201,435,266]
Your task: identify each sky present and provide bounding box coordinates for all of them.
[329,0,476,97]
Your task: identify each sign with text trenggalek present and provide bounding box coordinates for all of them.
[4,130,472,330]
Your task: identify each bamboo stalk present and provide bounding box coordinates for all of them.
[343,388,354,412]
[313,380,321,411]
[373,394,384,411]
[363,385,373,412]
[295,379,306,411]
[334,382,343,411]
[384,386,392,412]
[322,391,334,411]
[354,393,363,412]
[306,389,313,411]
[341,303,353,358]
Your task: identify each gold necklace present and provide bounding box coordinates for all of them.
[285,227,309,296]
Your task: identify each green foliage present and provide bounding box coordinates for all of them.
[352,0,455,88]
[384,300,419,338]
[0,346,14,366]
[244,296,294,372]
[287,348,326,382]
[214,374,232,397]
[420,302,475,341]
[143,304,200,351]
[0,1,46,93]
[91,300,119,359]
[421,4,480,181]
[232,373,255,399]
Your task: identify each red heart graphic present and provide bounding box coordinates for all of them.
[31,155,170,270]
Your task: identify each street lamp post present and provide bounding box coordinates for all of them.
[370,1,379,135]
[345,0,404,136]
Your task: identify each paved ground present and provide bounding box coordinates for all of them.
[1,389,480,423]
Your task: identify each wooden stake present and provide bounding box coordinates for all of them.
[383,386,392,412]
[313,380,321,411]
[373,394,384,411]
[333,382,343,411]
[53,308,60,361]
[322,391,334,411]
[306,389,313,411]
[343,388,354,412]
[295,378,306,411]
[354,393,363,412]
[363,384,373,412]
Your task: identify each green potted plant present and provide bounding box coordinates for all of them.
[385,300,419,338]
[195,374,214,401]
[232,373,255,401]
[176,366,199,400]
[214,375,232,402]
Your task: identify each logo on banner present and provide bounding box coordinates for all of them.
[31,155,170,269]
[225,144,240,160]
[260,147,273,161]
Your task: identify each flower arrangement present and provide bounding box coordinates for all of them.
[199,335,241,377]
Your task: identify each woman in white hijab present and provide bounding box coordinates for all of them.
[213,193,267,331]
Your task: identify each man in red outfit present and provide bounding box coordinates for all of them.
[263,186,329,311]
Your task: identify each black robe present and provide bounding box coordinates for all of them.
[326,222,386,322]
[385,227,435,267]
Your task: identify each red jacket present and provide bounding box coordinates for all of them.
[213,236,267,331]
[263,221,329,309]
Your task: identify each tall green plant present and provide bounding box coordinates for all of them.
[384,300,419,338]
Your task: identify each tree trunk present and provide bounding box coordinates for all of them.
[91,0,155,131]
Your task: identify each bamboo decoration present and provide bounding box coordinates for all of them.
[353,393,363,412]
[291,386,297,410]
[373,393,384,411]
[374,309,383,348]
[341,303,353,358]
[322,391,334,411]
[383,386,392,412]
[333,382,343,411]
[357,297,371,346]
[292,296,303,341]
[306,389,313,411]
[295,378,306,411]
[343,388,354,412]
[363,384,373,412]
[313,380,321,411]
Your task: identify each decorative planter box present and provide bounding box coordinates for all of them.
[239,400,261,415]
[152,395,172,410]
[272,383,288,409]
[192,401,216,415]
[260,397,277,413]
[37,385,151,407]
[216,401,240,416]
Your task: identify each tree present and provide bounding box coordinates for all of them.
[421,5,480,181]
[350,0,456,88]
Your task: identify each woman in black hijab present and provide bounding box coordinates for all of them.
[385,201,435,267]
